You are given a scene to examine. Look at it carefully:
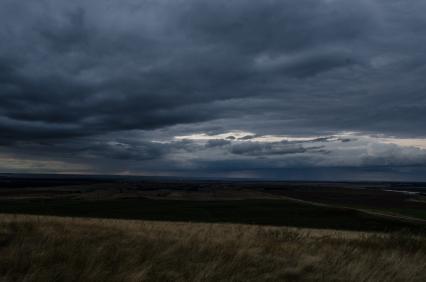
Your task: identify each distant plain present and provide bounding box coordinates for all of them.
[1,175,426,281]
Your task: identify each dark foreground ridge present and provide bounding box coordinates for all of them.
[2,214,426,281]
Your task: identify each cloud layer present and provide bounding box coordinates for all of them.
[1,0,426,179]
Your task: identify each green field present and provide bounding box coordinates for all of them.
[1,198,425,233]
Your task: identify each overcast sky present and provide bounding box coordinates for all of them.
[1,0,426,180]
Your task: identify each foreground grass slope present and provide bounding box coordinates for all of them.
[0,214,425,282]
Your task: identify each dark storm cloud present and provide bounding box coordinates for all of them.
[1,0,426,177]
[205,139,231,148]
[229,141,324,156]
[0,0,380,140]
[237,135,257,140]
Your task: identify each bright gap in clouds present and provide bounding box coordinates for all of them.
[174,131,426,149]
[174,131,334,143]
[379,138,426,150]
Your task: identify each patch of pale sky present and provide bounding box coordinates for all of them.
[174,131,426,150]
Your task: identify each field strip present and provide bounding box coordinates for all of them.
[276,195,426,225]
[0,213,386,239]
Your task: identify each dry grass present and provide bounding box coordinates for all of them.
[0,214,425,282]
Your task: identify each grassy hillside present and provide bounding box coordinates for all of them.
[0,214,425,282]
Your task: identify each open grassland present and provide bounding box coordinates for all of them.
[1,178,426,224]
[1,198,425,233]
[0,214,425,282]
